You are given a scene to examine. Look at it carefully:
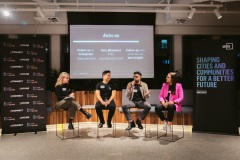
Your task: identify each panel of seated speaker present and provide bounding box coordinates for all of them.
[47,91,193,125]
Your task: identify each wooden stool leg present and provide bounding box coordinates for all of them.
[62,110,64,139]
[156,114,159,138]
[97,116,99,138]
[56,110,58,136]
[112,112,116,137]
[143,112,146,137]
[171,120,173,142]
[77,112,80,137]
[182,111,184,138]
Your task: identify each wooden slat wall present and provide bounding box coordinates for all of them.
[47,91,193,125]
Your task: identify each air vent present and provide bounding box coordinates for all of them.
[176,18,189,24]
[164,13,189,25]
[33,17,60,24]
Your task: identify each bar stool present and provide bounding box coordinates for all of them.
[119,107,147,137]
[97,109,116,138]
[81,105,116,138]
[56,108,80,140]
[156,110,184,142]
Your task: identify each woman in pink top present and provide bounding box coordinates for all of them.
[155,72,184,132]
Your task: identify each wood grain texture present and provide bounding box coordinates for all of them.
[48,91,193,125]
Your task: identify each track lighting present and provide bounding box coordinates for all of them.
[214,8,222,19]
[36,7,45,18]
[188,8,196,19]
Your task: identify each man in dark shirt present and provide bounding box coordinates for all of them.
[122,71,151,130]
[95,70,116,128]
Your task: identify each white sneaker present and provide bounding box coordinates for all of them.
[163,121,167,131]
[167,125,172,132]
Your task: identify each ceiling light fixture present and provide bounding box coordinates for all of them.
[214,8,222,19]
[188,8,196,19]
[36,6,45,18]
[3,10,9,16]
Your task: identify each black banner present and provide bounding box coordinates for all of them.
[193,39,239,135]
[0,39,47,134]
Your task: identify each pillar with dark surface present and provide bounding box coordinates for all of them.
[192,39,239,135]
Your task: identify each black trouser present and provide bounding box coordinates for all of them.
[95,100,116,123]
[155,103,176,122]
[122,101,151,121]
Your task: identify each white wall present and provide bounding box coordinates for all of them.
[50,35,61,69]
[173,35,182,72]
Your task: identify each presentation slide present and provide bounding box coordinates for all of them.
[70,25,154,79]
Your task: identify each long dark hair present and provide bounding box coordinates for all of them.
[168,72,180,94]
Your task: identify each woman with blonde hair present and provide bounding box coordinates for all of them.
[55,72,91,130]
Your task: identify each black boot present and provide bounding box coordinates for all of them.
[107,121,112,128]
[68,123,74,130]
[68,118,74,130]
[136,118,143,130]
[98,122,105,128]
[125,121,136,130]
[79,108,92,119]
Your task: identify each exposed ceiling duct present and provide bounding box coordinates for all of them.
[193,0,240,2]
[34,6,60,24]
[0,0,239,25]
[0,1,226,13]
[33,16,60,24]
